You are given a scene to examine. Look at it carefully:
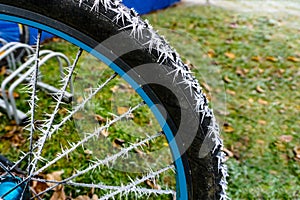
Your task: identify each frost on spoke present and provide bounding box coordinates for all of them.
[33,132,163,198]
[99,165,175,200]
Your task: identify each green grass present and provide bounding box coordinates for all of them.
[144,3,300,199]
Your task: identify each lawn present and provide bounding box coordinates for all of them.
[144,2,300,199]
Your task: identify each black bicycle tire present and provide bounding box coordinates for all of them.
[0,0,228,199]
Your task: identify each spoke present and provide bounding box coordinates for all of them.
[12,73,117,171]
[28,29,42,174]
[29,48,83,176]
[31,178,176,196]
[99,165,175,200]
[0,162,15,178]
[33,102,145,177]
[0,73,120,199]
[32,131,162,198]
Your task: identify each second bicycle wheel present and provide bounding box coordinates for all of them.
[0,0,227,199]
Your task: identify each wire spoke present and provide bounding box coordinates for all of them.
[99,165,175,200]
[0,73,120,199]
[0,162,15,178]
[31,178,176,196]
[28,29,42,174]
[32,131,162,198]
[28,48,83,176]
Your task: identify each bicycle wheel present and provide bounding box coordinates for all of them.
[0,0,228,199]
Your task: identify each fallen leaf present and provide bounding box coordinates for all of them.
[84,149,93,155]
[73,112,85,120]
[134,148,146,157]
[31,179,48,195]
[74,195,90,200]
[256,85,265,93]
[266,56,278,62]
[0,66,6,75]
[46,170,64,183]
[223,124,234,133]
[226,89,236,96]
[279,135,293,143]
[258,68,264,74]
[223,148,234,158]
[146,179,161,190]
[248,98,254,104]
[236,68,248,77]
[223,76,232,83]
[113,138,125,148]
[47,170,66,200]
[207,49,215,58]
[58,108,68,115]
[100,129,109,137]
[50,185,66,200]
[94,114,106,124]
[92,194,99,200]
[76,96,84,103]
[201,82,211,92]
[258,120,267,125]
[287,56,300,62]
[258,98,268,105]
[225,52,235,59]
[251,56,261,62]
[256,139,265,145]
[117,107,128,115]
[293,146,300,161]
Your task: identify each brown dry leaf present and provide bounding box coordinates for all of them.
[207,49,215,58]
[146,179,161,190]
[226,89,236,96]
[2,126,26,147]
[46,170,64,183]
[100,129,109,137]
[256,139,265,145]
[258,120,267,125]
[258,98,268,105]
[248,98,254,104]
[50,185,66,200]
[92,194,99,200]
[58,108,68,115]
[223,76,232,83]
[113,138,125,148]
[31,180,48,195]
[279,135,293,143]
[73,112,85,120]
[258,68,264,74]
[223,124,234,133]
[287,56,300,62]
[223,148,234,158]
[266,56,278,62]
[134,148,146,157]
[74,195,91,200]
[236,68,248,77]
[293,146,300,161]
[201,82,211,92]
[225,52,235,59]
[0,66,6,75]
[117,107,128,115]
[84,149,93,155]
[256,85,265,93]
[94,114,106,124]
[251,56,261,62]
[76,96,84,103]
